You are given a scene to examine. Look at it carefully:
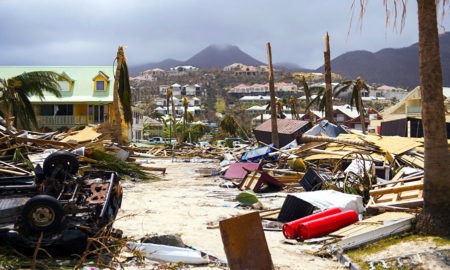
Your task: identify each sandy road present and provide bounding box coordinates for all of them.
[114,159,344,269]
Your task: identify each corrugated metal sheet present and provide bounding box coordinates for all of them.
[254,119,311,135]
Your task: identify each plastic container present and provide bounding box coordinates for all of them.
[282,207,342,239]
[297,210,359,240]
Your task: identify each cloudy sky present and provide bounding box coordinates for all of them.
[1,0,448,69]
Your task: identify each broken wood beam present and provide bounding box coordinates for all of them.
[370,183,423,196]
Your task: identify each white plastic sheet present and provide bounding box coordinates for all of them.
[292,190,365,213]
[127,242,209,264]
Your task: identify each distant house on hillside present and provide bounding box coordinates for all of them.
[374,85,408,101]
[167,65,199,76]
[229,82,299,98]
[223,63,270,76]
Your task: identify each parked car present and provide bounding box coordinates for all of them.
[197,141,212,148]
[0,151,122,251]
[148,137,165,144]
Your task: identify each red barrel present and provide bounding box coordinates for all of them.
[297,210,359,240]
[282,208,342,239]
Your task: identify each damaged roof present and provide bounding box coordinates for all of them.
[254,119,311,135]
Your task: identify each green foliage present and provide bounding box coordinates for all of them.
[90,148,156,181]
[219,114,237,136]
[236,190,259,205]
[13,148,33,170]
[118,61,133,124]
[334,77,369,114]
[0,71,62,130]
[215,98,226,113]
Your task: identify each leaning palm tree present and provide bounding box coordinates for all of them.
[0,71,62,133]
[334,77,369,134]
[182,97,189,142]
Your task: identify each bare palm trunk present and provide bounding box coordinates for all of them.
[358,89,366,134]
[324,33,334,123]
[113,46,124,144]
[267,42,279,147]
[171,95,178,143]
[305,95,315,122]
[183,107,187,142]
[5,103,12,134]
[415,0,450,236]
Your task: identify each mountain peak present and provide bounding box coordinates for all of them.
[185,44,265,68]
[207,43,237,51]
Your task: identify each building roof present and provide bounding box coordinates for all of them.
[254,119,311,134]
[240,95,271,101]
[334,105,360,119]
[247,105,267,111]
[0,66,114,104]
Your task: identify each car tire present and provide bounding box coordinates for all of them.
[43,151,79,180]
[21,195,64,232]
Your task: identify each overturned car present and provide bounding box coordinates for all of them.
[0,151,123,251]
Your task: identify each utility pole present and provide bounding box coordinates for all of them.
[266,42,279,147]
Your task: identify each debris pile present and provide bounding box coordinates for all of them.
[209,119,439,269]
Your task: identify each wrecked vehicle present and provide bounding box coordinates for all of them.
[0,151,123,251]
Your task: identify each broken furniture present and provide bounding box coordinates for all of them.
[238,169,285,193]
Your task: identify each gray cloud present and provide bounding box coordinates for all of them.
[0,0,448,69]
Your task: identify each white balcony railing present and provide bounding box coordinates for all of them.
[37,115,90,127]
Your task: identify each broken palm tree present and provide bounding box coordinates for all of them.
[112,46,133,145]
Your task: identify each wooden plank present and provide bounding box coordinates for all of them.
[219,212,273,270]
[15,137,77,148]
[370,183,423,196]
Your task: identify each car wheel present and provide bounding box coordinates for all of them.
[21,195,64,232]
[43,151,79,180]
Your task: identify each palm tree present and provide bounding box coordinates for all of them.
[170,92,178,143]
[166,88,173,143]
[334,77,369,134]
[355,0,450,235]
[0,71,62,133]
[182,97,189,142]
[112,46,133,144]
[297,75,318,122]
[289,96,299,120]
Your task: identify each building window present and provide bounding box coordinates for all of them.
[40,105,54,116]
[96,80,105,91]
[59,81,70,92]
[56,104,73,116]
[336,114,345,122]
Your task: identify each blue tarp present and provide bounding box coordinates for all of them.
[240,144,278,162]
[305,120,348,138]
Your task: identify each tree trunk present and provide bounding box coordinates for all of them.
[305,95,315,123]
[266,42,279,147]
[5,103,11,134]
[415,0,450,236]
[324,33,335,123]
[171,95,178,143]
[183,107,187,142]
[113,46,124,144]
[358,88,366,134]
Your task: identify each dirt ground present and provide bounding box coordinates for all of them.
[114,159,345,269]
